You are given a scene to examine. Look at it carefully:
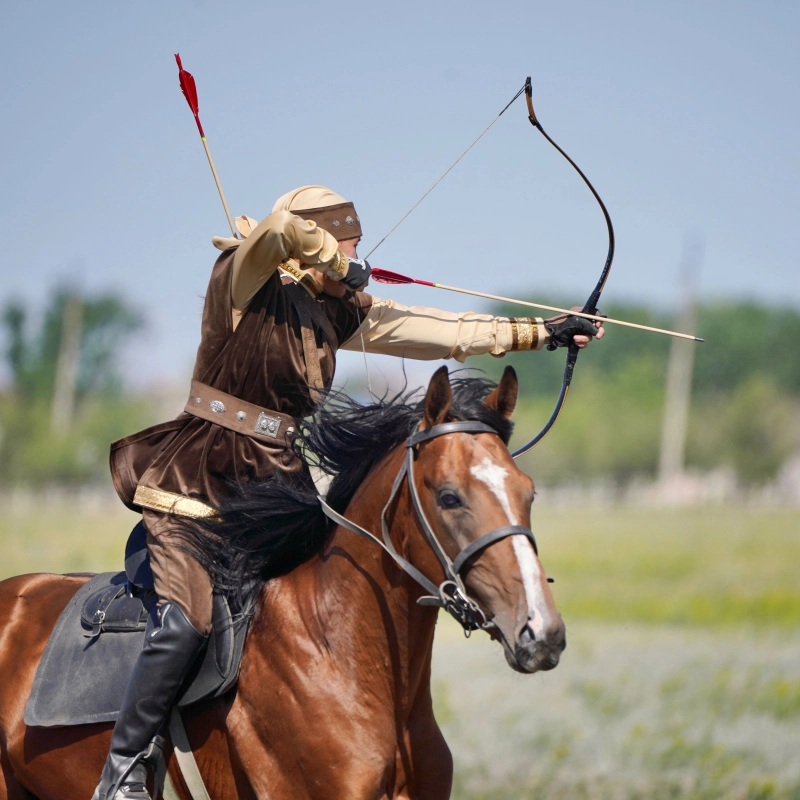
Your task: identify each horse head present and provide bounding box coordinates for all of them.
[408,365,566,674]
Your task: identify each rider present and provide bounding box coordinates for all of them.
[94,184,604,799]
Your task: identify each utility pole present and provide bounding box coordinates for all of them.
[50,293,83,434]
[658,234,704,484]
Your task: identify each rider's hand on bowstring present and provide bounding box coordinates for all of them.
[544,307,606,351]
[318,257,370,295]
[309,238,371,297]
[341,257,372,290]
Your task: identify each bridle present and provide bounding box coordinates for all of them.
[318,420,538,636]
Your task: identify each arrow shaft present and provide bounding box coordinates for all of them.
[200,136,237,238]
[426,282,701,341]
[175,54,238,239]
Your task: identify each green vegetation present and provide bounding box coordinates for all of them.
[0,505,135,578]
[477,299,800,484]
[535,506,800,627]
[3,504,798,798]
[428,504,800,799]
[437,615,800,800]
[4,504,797,628]
[1,290,799,488]
[0,288,155,485]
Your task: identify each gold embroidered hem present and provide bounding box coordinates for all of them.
[133,486,217,519]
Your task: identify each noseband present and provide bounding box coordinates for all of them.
[318,421,538,635]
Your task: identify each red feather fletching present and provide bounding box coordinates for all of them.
[370,268,415,285]
[175,53,204,137]
[370,268,434,287]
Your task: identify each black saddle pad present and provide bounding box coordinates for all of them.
[25,533,249,727]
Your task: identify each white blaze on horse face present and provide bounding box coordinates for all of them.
[470,459,518,525]
[470,458,552,639]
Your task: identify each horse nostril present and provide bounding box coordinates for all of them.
[518,623,536,647]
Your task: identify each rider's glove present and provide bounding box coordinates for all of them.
[342,257,372,290]
[544,313,599,351]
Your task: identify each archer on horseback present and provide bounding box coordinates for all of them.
[93,183,604,799]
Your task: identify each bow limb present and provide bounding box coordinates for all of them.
[512,77,615,459]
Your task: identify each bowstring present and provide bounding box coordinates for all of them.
[363,82,527,261]
[358,81,528,395]
[358,303,373,397]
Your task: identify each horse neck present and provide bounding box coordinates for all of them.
[252,446,442,709]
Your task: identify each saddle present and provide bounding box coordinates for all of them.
[24,522,249,728]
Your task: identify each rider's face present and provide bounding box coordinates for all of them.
[337,237,360,259]
[309,237,362,298]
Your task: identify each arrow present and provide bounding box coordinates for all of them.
[370,268,703,342]
[175,54,237,238]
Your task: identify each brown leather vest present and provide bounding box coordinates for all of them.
[110,250,371,510]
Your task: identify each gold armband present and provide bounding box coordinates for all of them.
[509,317,546,351]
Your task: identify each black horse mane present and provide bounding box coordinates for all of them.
[178,374,513,615]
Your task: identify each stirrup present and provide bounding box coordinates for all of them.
[103,737,164,800]
[109,784,151,800]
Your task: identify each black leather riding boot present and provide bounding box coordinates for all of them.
[91,602,208,800]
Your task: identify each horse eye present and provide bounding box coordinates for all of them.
[439,491,462,509]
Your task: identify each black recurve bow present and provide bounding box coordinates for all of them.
[511,77,615,458]
[364,77,615,455]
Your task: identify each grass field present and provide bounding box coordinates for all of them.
[2,503,799,797]
[435,506,800,799]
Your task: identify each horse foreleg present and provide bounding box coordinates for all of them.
[393,699,452,800]
[0,757,32,800]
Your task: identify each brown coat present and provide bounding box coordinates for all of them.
[110,250,371,510]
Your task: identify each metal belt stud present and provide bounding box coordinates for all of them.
[254,412,281,438]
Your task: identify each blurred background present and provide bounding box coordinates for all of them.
[1,1,798,797]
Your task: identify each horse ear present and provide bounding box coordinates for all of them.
[484,365,518,419]
[422,366,453,429]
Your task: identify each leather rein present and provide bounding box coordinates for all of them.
[319,421,537,636]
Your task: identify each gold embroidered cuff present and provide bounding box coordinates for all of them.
[321,251,348,282]
[133,486,217,519]
[510,317,536,351]
[509,317,546,351]
[279,260,322,298]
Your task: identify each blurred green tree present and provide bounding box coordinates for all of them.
[0,288,153,486]
[475,298,800,485]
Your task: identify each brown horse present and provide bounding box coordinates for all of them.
[0,366,565,799]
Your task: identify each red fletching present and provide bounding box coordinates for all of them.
[370,268,434,287]
[175,53,204,137]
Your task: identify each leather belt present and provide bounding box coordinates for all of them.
[184,380,297,447]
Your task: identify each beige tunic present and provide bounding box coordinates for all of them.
[221,211,545,360]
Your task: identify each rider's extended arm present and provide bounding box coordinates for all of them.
[339,297,546,362]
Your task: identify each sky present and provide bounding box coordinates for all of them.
[1,0,798,386]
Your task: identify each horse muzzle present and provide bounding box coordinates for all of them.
[504,617,566,674]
